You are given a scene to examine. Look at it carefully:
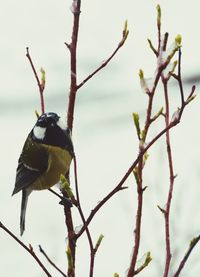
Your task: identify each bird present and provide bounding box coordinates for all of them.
[12,112,74,236]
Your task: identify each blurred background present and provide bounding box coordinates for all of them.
[1,0,200,276]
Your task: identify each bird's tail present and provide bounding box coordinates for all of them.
[20,190,29,236]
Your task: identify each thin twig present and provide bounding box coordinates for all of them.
[39,245,67,277]
[48,188,63,201]
[26,47,45,113]
[134,252,152,275]
[73,155,96,277]
[76,27,129,90]
[126,26,179,274]
[65,1,82,276]
[162,77,174,277]
[173,235,200,277]
[177,49,185,105]
[62,192,76,277]
[157,5,161,53]
[127,156,144,277]
[127,70,160,275]
[0,221,52,277]
[67,0,81,131]
[162,33,169,52]
[127,29,169,275]
[161,47,196,277]
[48,188,72,207]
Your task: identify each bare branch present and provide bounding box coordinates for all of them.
[67,0,81,131]
[162,77,174,277]
[26,47,45,113]
[73,155,96,277]
[64,2,82,276]
[173,235,200,277]
[76,21,129,90]
[177,48,185,105]
[0,221,52,277]
[134,252,152,275]
[39,245,67,277]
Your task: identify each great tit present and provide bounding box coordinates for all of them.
[12,112,74,236]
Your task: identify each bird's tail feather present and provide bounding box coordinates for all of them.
[20,190,29,236]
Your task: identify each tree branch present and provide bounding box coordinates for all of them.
[76,22,129,90]
[162,76,174,277]
[173,235,200,277]
[26,47,45,114]
[64,2,82,276]
[39,245,67,277]
[67,0,81,131]
[161,47,196,277]
[73,155,96,277]
[127,155,144,276]
[0,221,52,277]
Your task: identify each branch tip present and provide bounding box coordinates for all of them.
[142,186,148,192]
[134,251,152,275]
[94,234,104,252]
[65,42,71,50]
[147,38,158,56]
[157,205,166,214]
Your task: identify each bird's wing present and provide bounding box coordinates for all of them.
[12,137,48,195]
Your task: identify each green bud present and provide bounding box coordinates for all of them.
[113,273,120,277]
[167,38,181,63]
[60,174,74,198]
[145,251,152,264]
[143,152,149,164]
[139,69,144,80]
[95,234,104,251]
[171,60,178,74]
[119,20,129,46]
[151,107,164,122]
[132,112,141,139]
[60,174,67,183]
[35,110,40,119]
[134,251,152,274]
[123,20,128,34]
[133,166,140,184]
[122,19,129,43]
[156,5,161,26]
[175,34,182,46]
[138,69,151,94]
[66,246,74,270]
[186,94,196,104]
[40,67,46,88]
[124,29,129,41]
[141,129,146,142]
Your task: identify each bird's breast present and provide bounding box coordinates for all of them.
[30,145,72,191]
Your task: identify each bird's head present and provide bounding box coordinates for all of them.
[31,112,73,152]
[36,112,60,128]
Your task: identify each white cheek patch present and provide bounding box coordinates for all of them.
[57,117,67,131]
[33,126,46,140]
